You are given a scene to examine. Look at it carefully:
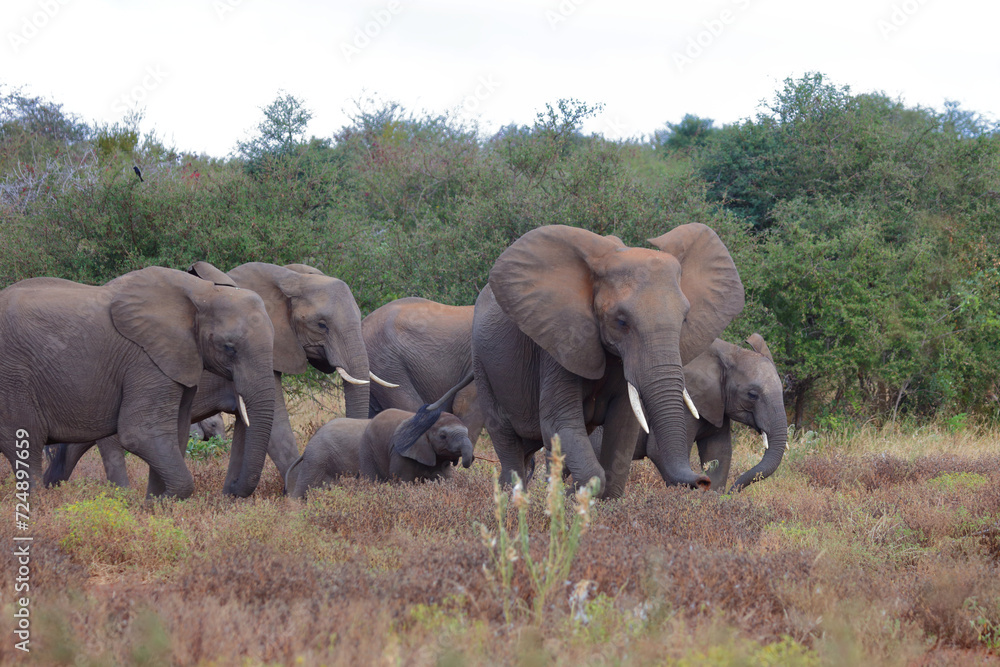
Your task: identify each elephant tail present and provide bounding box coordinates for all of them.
[43,443,69,487]
[284,454,305,497]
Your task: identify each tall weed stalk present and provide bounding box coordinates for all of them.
[478,435,600,624]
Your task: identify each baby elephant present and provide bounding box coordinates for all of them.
[285,408,475,498]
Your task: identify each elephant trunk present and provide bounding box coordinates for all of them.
[459,437,475,468]
[730,408,788,492]
[329,334,370,420]
[225,366,276,497]
[640,365,711,490]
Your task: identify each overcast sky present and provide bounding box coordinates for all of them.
[3,0,997,157]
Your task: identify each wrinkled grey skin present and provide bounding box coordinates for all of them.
[472,224,744,498]
[1,267,276,498]
[45,262,371,492]
[591,335,787,492]
[285,409,474,498]
[190,414,226,441]
[363,297,484,441]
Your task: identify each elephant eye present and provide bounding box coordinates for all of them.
[224,343,236,356]
[318,321,328,331]
[748,389,760,401]
[616,317,628,330]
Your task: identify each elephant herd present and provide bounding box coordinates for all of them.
[1,223,788,502]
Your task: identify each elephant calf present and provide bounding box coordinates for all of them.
[285,408,475,498]
[189,415,226,441]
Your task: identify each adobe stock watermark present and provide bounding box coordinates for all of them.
[12,429,33,653]
[111,65,168,116]
[460,75,501,114]
[603,115,631,141]
[545,0,588,30]
[7,0,72,54]
[340,1,402,63]
[877,0,931,40]
[671,0,751,73]
[213,0,246,21]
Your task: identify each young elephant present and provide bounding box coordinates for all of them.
[592,334,787,492]
[190,415,226,441]
[285,409,475,498]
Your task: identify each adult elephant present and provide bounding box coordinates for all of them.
[45,262,386,490]
[0,267,276,498]
[363,297,483,441]
[591,335,787,492]
[473,223,744,497]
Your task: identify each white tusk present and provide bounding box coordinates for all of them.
[762,432,769,450]
[627,383,649,434]
[369,371,399,388]
[683,388,700,420]
[237,395,251,427]
[336,367,370,386]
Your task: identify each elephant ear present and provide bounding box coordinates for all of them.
[398,432,437,467]
[392,409,442,467]
[648,223,745,365]
[227,262,308,374]
[746,333,774,363]
[187,261,237,287]
[110,267,204,388]
[284,263,325,276]
[489,225,624,380]
[684,345,726,428]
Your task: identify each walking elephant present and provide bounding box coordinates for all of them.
[284,409,474,498]
[591,334,787,492]
[473,223,744,498]
[363,297,483,441]
[0,267,276,498]
[44,262,387,491]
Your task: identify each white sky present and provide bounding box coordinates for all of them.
[3,0,997,157]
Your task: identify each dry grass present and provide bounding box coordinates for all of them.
[2,404,999,665]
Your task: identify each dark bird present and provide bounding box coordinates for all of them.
[133,165,143,182]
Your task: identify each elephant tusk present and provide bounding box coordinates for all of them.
[683,388,700,420]
[369,371,399,388]
[336,367,370,386]
[237,395,251,428]
[762,432,769,450]
[627,383,649,434]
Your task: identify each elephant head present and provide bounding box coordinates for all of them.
[686,334,788,491]
[489,223,744,490]
[393,412,475,469]
[108,266,276,496]
[190,262,376,419]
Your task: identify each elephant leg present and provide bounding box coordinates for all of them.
[265,374,299,478]
[119,382,196,499]
[596,394,642,500]
[696,427,732,491]
[42,441,94,486]
[96,436,130,487]
[453,384,486,445]
[523,444,541,486]
[538,355,605,495]
[491,417,531,488]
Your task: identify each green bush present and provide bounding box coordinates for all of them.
[2,82,998,428]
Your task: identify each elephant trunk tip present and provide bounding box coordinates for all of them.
[694,475,711,491]
[226,473,261,498]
